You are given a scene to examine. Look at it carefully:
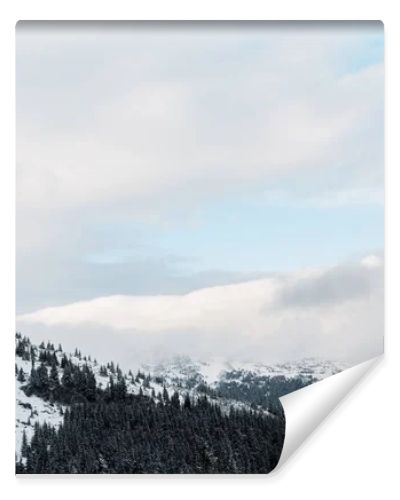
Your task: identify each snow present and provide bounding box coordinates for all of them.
[15,357,65,460]
[15,336,347,458]
[142,356,346,387]
[198,359,227,384]
[15,340,174,456]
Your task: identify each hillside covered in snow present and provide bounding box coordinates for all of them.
[15,332,344,474]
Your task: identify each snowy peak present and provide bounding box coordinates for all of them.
[142,356,346,388]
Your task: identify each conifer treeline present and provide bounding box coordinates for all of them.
[214,372,314,413]
[15,334,286,474]
[17,396,284,473]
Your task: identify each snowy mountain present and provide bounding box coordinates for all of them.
[139,355,346,420]
[15,333,288,473]
[15,333,344,471]
[143,356,346,388]
[15,335,185,459]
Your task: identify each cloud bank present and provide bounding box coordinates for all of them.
[17,22,383,236]
[17,256,383,368]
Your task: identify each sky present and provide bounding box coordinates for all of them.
[16,21,384,367]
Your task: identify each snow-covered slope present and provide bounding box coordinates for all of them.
[15,356,64,459]
[15,336,224,456]
[15,337,169,458]
[15,334,345,458]
[142,356,346,388]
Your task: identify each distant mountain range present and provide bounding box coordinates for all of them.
[143,355,346,387]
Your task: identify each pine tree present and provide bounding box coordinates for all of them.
[28,366,41,393]
[37,363,49,395]
[49,363,60,398]
[183,393,191,409]
[17,368,25,383]
[115,374,127,400]
[61,365,74,393]
[85,371,97,402]
[52,352,59,366]
[15,341,25,357]
[21,429,28,457]
[171,391,180,409]
[30,346,36,367]
[61,354,69,369]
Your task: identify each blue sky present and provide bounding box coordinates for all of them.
[86,195,383,274]
[16,21,384,329]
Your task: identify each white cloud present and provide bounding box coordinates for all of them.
[16,26,383,216]
[361,254,383,268]
[17,256,383,366]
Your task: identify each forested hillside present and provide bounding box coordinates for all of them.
[15,334,285,473]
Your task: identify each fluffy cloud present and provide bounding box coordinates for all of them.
[17,256,383,367]
[16,23,383,217]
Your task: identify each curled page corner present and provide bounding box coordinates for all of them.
[276,355,382,470]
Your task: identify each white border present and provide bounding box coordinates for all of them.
[1,1,398,498]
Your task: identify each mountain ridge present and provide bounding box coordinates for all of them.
[15,332,343,473]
